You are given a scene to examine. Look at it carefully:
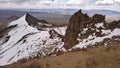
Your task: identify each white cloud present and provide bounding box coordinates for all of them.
[95,0,114,5]
[66,0,83,5]
[0,0,84,9]
[0,0,120,11]
[114,0,120,5]
[114,0,120,2]
[0,0,54,9]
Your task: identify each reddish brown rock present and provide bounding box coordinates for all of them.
[64,10,84,49]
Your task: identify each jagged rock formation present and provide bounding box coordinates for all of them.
[64,9,120,49]
[64,10,84,49]
[107,20,120,29]
[49,29,64,40]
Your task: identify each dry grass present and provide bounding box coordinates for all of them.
[1,42,120,68]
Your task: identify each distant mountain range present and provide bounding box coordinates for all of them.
[0,9,119,24]
[0,9,119,27]
[83,10,120,16]
[0,9,120,18]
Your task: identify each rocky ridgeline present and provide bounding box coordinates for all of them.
[25,14,53,30]
[64,9,120,49]
[0,14,66,66]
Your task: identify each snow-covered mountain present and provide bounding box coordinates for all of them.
[0,14,66,66]
[0,10,120,66]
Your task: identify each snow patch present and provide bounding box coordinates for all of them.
[53,27,67,35]
[74,28,120,49]
[95,23,104,28]
[9,14,28,26]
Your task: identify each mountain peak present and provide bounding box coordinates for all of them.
[26,13,31,16]
[8,14,28,26]
[0,13,64,66]
[25,13,39,26]
[64,9,84,49]
[8,14,52,30]
[25,13,52,28]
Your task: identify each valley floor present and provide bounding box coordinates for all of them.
[1,42,120,68]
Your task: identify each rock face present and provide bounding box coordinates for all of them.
[107,20,120,29]
[49,29,64,40]
[64,10,84,49]
[64,9,120,49]
[25,14,52,30]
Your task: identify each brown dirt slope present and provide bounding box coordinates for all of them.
[1,41,120,68]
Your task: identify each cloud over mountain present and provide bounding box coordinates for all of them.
[95,0,114,5]
[0,0,120,11]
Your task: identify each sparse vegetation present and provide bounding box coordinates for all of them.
[1,41,120,68]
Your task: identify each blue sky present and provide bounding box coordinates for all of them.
[0,0,120,11]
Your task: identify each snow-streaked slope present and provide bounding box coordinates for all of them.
[72,22,120,49]
[0,14,66,66]
[53,27,67,36]
[0,13,119,66]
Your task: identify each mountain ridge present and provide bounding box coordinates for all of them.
[0,9,120,66]
[0,14,66,66]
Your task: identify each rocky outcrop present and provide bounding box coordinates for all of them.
[64,9,120,49]
[64,10,84,49]
[25,14,52,30]
[0,25,17,38]
[25,14,39,27]
[49,29,64,40]
[106,20,120,30]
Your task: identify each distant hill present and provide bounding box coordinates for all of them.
[82,10,120,15]
[0,9,119,24]
[0,9,120,18]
